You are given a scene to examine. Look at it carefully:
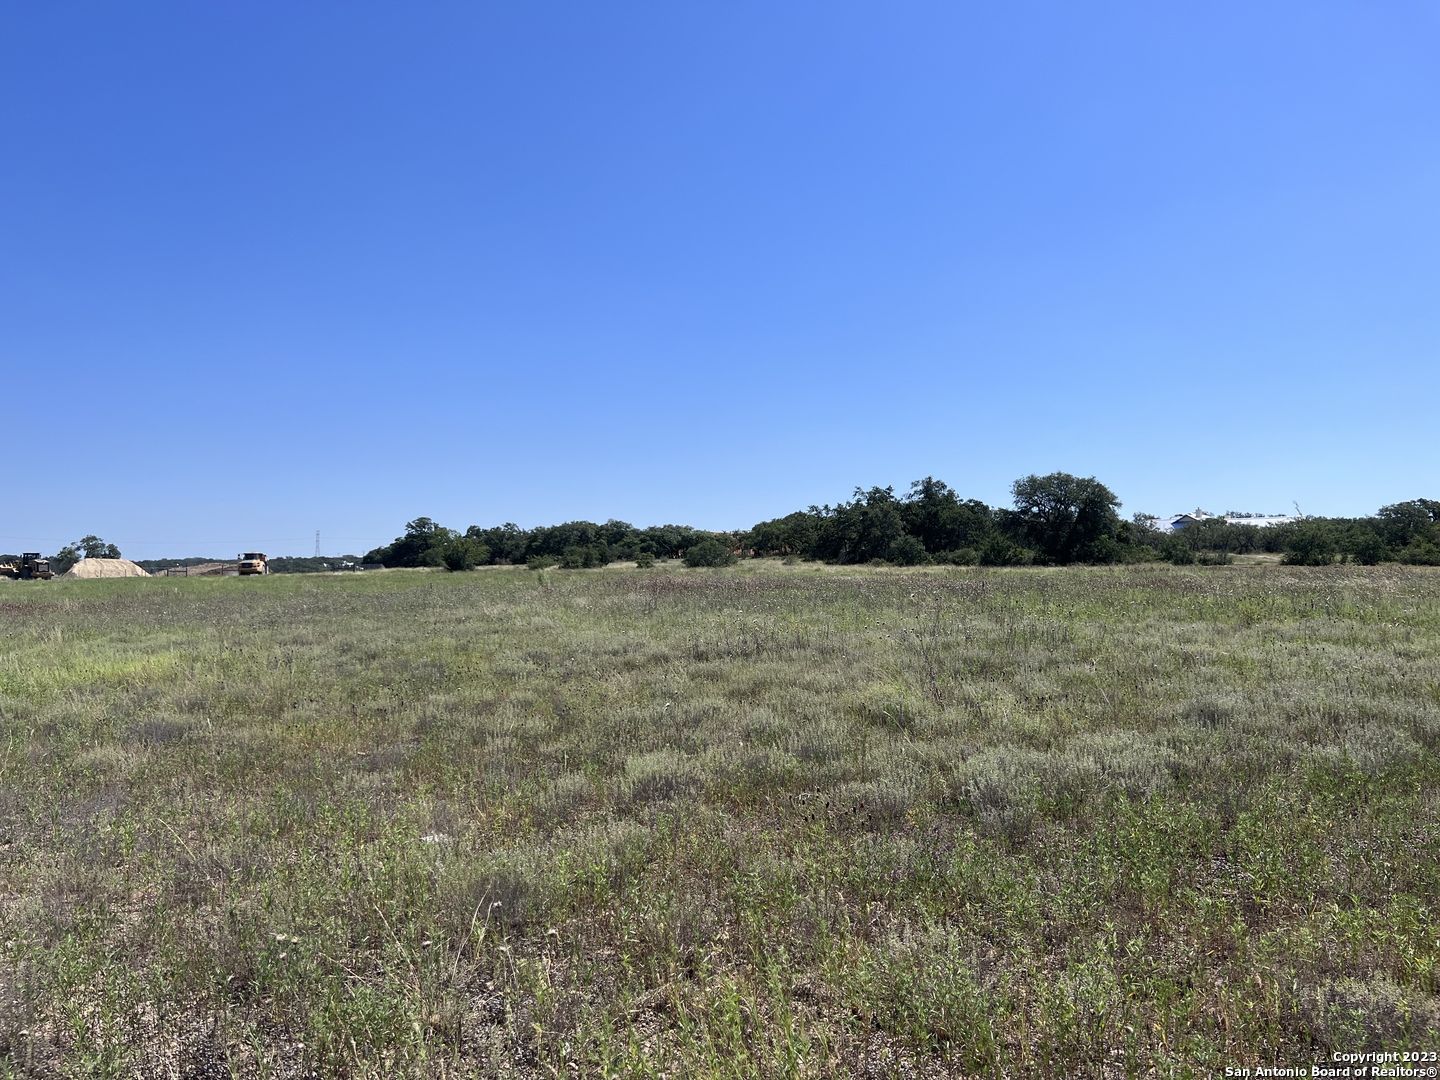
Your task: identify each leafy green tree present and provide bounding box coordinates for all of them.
[887,534,928,566]
[441,537,488,572]
[451,519,707,565]
[1378,499,1440,558]
[683,537,736,567]
[367,517,456,568]
[559,544,609,569]
[526,521,604,562]
[747,479,1000,563]
[49,545,81,575]
[1351,531,1388,566]
[600,519,635,549]
[901,477,995,555]
[363,481,1440,576]
[76,535,121,559]
[743,511,823,557]
[812,487,909,564]
[266,556,365,574]
[1008,473,1122,564]
[465,523,527,564]
[48,535,122,574]
[631,525,688,559]
[1149,517,1262,565]
[1281,521,1338,565]
[979,535,1029,566]
[1111,516,1161,562]
[1175,519,1262,556]
[1399,541,1440,565]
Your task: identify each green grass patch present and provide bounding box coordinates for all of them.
[1,564,1437,1075]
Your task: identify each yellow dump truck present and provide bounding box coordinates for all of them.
[237,552,269,576]
[0,553,55,580]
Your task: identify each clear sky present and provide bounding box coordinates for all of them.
[3,3,1437,559]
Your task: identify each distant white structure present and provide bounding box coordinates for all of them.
[1154,508,1298,532]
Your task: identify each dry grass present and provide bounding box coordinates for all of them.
[0,562,1437,1077]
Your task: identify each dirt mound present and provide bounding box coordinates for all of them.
[180,562,232,576]
[151,562,240,576]
[62,558,152,579]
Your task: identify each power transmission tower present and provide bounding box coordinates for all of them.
[314,531,321,558]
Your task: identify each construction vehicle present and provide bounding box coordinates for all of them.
[237,552,269,576]
[0,553,56,580]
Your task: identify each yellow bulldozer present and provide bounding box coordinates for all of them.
[0,553,55,580]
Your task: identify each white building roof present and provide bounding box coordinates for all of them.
[1155,511,1298,531]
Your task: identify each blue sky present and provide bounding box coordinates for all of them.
[3,2,1437,559]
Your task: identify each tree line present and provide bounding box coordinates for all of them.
[1154,500,1440,566]
[13,478,1429,577]
[364,518,737,572]
[362,473,1440,571]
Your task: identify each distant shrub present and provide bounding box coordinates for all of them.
[887,534,928,566]
[1350,533,1388,565]
[441,538,488,572]
[1121,544,1160,563]
[1283,523,1338,565]
[979,537,1028,566]
[558,544,609,569]
[1399,540,1440,566]
[367,516,458,568]
[527,554,558,570]
[683,538,735,568]
[634,551,656,569]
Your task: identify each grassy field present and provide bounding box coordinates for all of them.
[1,563,1437,1078]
